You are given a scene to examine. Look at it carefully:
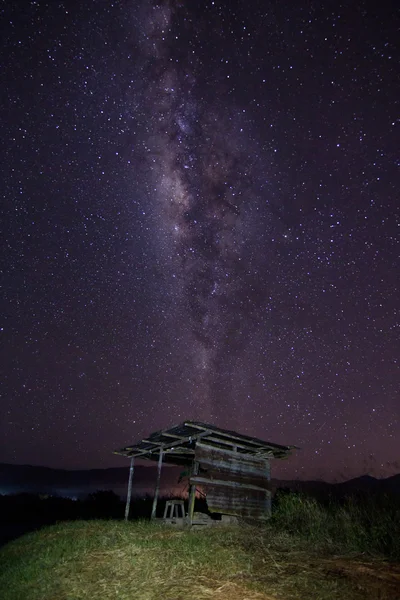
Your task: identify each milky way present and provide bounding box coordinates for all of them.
[137,1,267,418]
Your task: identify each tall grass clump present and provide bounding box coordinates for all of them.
[341,493,400,558]
[271,490,400,559]
[271,491,328,541]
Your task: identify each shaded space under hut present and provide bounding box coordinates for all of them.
[114,421,296,526]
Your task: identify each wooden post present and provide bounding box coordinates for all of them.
[151,448,164,519]
[187,461,199,526]
[124,457,135,521]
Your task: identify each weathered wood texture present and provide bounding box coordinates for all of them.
[192,443,271,520]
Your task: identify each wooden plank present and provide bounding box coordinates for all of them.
[196,443,268,469]
[157,432,186,439]
[193,443,271,519]
[201,436,271,454]
[190,475,268,493]
[196,442,270,462]
[195,442,270,487]
[196,468,271,490]
[185,422,287,451]
[198,455,267,473]
[205,485,271,519]
[197,452,268,473]
[122,430,211,459]
[141,440,161,445]
[196,453,268,486]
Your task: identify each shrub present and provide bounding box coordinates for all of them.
[271,490,400,559]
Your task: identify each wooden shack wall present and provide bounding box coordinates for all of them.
[191,442,271,520]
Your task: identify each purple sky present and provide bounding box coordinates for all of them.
[1,0,398,482]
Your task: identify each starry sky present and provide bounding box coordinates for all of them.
[1,0,399,482]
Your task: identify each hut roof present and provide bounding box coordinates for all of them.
[114,420,295,465]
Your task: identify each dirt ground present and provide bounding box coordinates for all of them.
[316,557,400,599]
[241,554,400,600]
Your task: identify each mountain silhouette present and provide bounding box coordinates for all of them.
[1,463,399,499]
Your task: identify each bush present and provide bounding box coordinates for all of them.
[271,490,400,559]
[272,491,329,540]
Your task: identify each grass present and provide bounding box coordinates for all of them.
[271,491,400,559]
[0,520,260,600]
[1,494,400,600]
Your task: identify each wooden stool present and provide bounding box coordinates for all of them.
[163,500,185,520]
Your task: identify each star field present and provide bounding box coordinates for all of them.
[0,0,399,481]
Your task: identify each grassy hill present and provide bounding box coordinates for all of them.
[0,494,400,600]
[1,494,400,600]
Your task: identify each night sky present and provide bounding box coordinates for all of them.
[1,0,399,482]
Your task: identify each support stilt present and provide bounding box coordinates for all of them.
[151,448,164,519]
[187,461,198,526]
[124,457,134,521]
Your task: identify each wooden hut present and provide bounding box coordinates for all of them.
[114,421,295,524]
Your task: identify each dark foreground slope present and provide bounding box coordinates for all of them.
[1,492,400,600]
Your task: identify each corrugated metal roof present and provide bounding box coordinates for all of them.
[114,420,296,464]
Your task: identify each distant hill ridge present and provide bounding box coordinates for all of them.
[0,463,179,497]
[1,463,399,498]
